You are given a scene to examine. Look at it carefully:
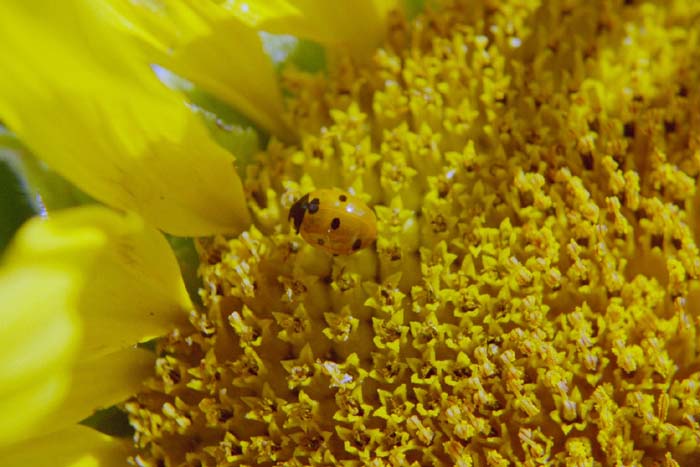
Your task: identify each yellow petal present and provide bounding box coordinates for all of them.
[0,0,251,236]
[0,206,189,446]
[237,0,401,60]
[1,425,130,467]
[114,1,293,140]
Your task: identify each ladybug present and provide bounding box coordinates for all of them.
[288,188,377,255]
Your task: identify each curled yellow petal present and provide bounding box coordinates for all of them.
[240,0,401,61]
[0,206,189,447]
[0,0,251,236]
[114,0,293,140]
[1,425,129,467]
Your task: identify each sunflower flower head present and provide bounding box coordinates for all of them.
[118,1,700,466]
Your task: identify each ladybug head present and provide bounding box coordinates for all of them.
[288,193,310,234]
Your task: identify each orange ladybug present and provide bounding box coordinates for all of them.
[288,188,377,255]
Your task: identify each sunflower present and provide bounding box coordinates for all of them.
[2,0,700,466]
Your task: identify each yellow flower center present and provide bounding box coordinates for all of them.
[127,2,700,465]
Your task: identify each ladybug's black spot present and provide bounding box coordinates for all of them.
[288,194,310,234]
[352,238,362,251]
[317,238,325,245]
[331,218,341,230]
[308,198,320,214]
[339,194,347,202]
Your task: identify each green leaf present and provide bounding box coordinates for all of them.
[404,0,426,18]
[80,406,134,438]
[1,125,95,215]
[0,156,36,255]
[166,234,202,306]
[286,39,326,73]
[262,33,326,74]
